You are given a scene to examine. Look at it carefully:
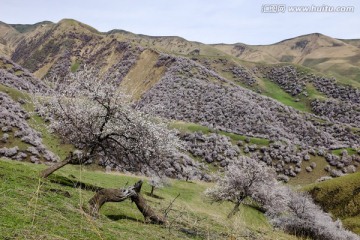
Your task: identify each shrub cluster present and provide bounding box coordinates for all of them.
[262,65,360,127]
[265,65,305,96]
[224,65,257,86]
[181,132,240,167]
[191,56,257,86]
[0,92,58,163]
[312,76,360,104]
[137,56,360,149]
[311,99,360,127]
[0,56,48,92]
[178,132,359,180]
[98,150,210,181]
[264,65,360,104]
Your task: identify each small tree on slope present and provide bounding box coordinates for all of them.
[205,156,274,218]
[148,176,169,197]
[205,156,359,240]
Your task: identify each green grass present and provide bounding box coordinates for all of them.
[289,155,329,186]
[304,171,360,234]
[259,78,311,112]
[218,131,269,146]
[0,130,30,151]
[71,60,80,72]
[302,58,331,67]
[324,70,360,89]
[169,121,270,146]
[0,158,297,240]
[305,83,326,100]
[331,148,358,156]
[14,70,24,76]
[0,83,28,101]
[170,121,213,134]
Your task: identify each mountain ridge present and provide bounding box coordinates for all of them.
[1,18,359,84]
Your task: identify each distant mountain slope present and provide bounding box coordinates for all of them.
[1,19,359,90]
[0,22,18,56]
[9,21,54,33]
[341,39,360,48]
[213,33,360,84]
[0,19,225,79]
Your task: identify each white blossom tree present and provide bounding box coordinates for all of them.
[204,156,359,239]
[205,156,275,218]
[32,69,183,223]
[33,69,182,178]
[148,176,169,197]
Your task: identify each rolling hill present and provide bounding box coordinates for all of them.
[0,18,360,239]
[213,33,360,84]
[1,18,360,181]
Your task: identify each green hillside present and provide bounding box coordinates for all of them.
[305,172,360,234]
[0,158,297,240]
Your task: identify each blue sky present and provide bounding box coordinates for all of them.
[0,0,359,44]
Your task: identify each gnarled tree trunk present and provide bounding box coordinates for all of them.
[131,192,166,224]
[40,154,73,178]
[88,180,166,224]
[40,151,86,178]
[88,187,136,217]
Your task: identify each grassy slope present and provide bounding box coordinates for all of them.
[0,85,293,239]
[170,121,270,146]
[304,172,360,234]
[289,155,329,186]
[258,77,310,112]
[120,49,166,100]
[255,64,332,113]
[0,158,298,240]
[170,121,360,186]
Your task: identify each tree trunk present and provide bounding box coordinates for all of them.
[150,186,155,196]
[227,201,241,218]
[131,192,166,224]
[88,187,136,217]
[88,180,166,224]
[40,156,73,178]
